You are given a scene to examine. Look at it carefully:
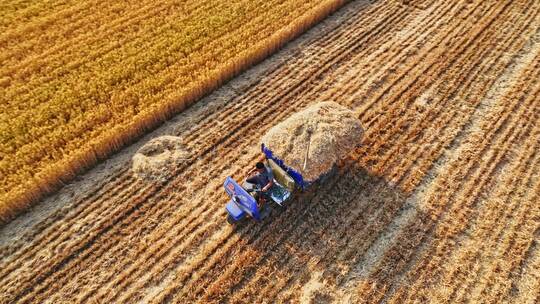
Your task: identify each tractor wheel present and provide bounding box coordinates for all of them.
[227,215,236,225]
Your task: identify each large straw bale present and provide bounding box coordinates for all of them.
[261,102,363,182]
[132,136,189,182]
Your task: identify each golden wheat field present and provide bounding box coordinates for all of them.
[0,0,345,222]
[1,0,540,303]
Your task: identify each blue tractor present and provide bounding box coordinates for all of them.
[223,102,364,224]
[224,144,312,224]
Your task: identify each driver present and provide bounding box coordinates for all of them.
[246,162,274,205]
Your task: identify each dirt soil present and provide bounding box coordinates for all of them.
[1,0,539,303]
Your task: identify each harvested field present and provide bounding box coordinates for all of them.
[1,0,539,303]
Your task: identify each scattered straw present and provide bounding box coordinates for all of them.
[132,136,189,182]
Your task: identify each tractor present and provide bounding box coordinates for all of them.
[223,102,364,224]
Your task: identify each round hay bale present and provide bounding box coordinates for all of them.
[132,136,189,182]
[261,102,363,182]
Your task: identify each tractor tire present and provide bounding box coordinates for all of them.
[227,215,236,225]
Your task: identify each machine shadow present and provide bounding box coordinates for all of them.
[232,160,427,301]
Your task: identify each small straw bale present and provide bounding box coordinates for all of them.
[261,102,363,182]
[132,136,189,182]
